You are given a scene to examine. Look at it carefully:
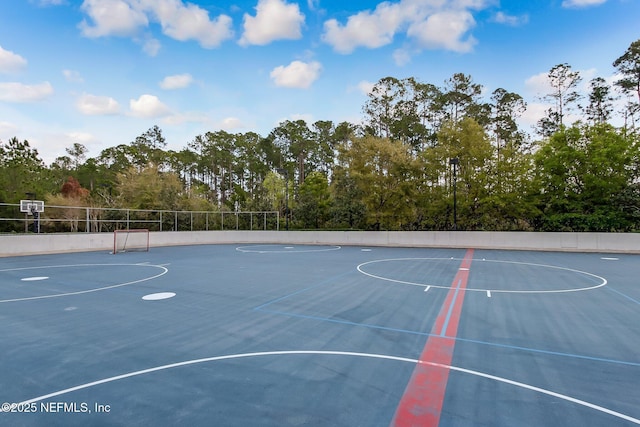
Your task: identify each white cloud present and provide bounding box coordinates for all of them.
[239,0,305,46]
[79,0,149,37]
[0,82,53,102]
[562,0,607,8]
[0,121,19,138]
[79,0,234,48]
[524,71,553,96]
[77,93,120,115]
[0,45,28,74]
[322,1,492,54]
[218,117,245,130]
[519,102,548,128]
[63,69,84,83]
[160,73,194,90]
[407,10,477,53]
[393,47,412,66]
[129,94,171,118]
[492,11,529,26]
[288,113,314,123]
[66,131,97,144]
[142,37,161,56]
[270,60,321,89]
[355,80,375,95]
[322,2,406,54]
[147,0,234,48]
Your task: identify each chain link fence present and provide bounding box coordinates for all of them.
[0,203,280,233]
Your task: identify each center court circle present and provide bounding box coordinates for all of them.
[236,245,341,253]
[357,258,607,294]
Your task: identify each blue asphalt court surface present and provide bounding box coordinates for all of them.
[0,244,639,426]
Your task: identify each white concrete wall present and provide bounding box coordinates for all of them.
[2,231,640,257]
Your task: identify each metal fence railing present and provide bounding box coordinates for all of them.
[0,203,280,234]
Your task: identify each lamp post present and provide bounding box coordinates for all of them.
[277,169,289,231]
[449,158,458,230]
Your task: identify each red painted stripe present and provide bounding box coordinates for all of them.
[390,249,474,427]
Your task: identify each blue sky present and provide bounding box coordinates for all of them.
[0,0,638,163]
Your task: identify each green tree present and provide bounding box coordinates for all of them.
[116,165,182,210]
[537,63,582,136]
[339,135,414,230]
[585,77,616,125]
[533,124,636,231]
[329,170,366,229]
[440,73,489,126]
[131,125,168,168]
[66,142,88,171]
[363,76,405,138]
[613,39,640,104]
[0,137,47,203]
[437,118,494,229]
[296,171,331,228]
[270,120,314,185]
[363,77,431,149]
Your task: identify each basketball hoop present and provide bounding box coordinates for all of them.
[20,199,45,216]
[20,199,44,233]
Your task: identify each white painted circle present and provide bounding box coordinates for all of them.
[236,245,341,253]
[142,292,176,301]
[357,257,607,294]
[21,276,49,281]
[6,351,637,424]
[0,264,168,303]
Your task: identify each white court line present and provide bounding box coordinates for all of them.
[487,290,492,298]
[357,258,607,294]
[0,264,168,303]
[236,245,341,253]
[3,351,638,424]
[424,286,430,292]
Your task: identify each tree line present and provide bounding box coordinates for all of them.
[1,39,639,232]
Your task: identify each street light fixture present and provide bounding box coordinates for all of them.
[276,169,289,231]
[449,158,459,230]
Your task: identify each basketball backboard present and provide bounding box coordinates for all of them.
[20,200,45,215]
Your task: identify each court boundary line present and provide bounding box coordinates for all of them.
[236,245,341,253]
[2,350,638,425]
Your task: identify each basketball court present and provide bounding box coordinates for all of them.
[0,244,638,426]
